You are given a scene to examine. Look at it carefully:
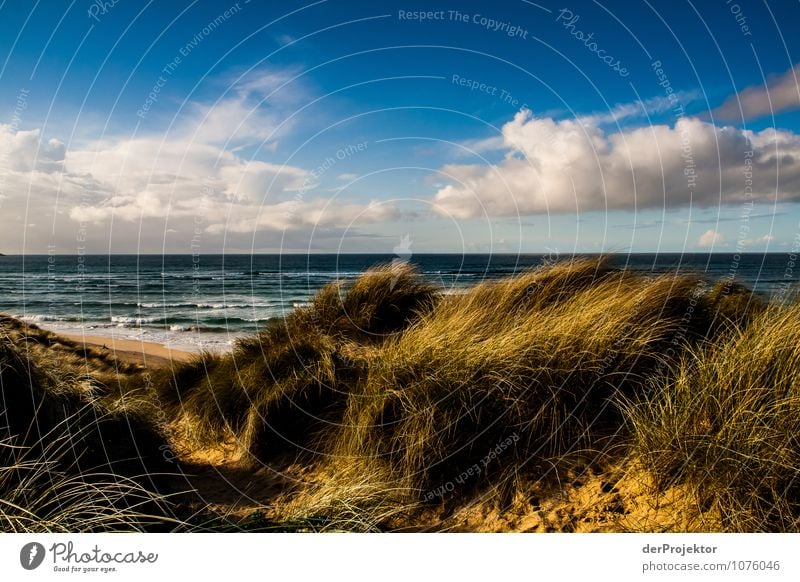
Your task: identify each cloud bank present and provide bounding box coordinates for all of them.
[432,109,800,219]
[0,70,396,252]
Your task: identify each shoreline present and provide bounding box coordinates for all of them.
[61,332,196,368]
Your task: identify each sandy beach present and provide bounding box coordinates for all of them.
[61,332,196,368]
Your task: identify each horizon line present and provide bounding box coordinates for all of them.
[0,251,786,257]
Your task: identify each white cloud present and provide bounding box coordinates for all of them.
[714,64,800,121]
[452,93,700,159]
[0,125,65,173]
[740,233,778,247]
[218,160,307,201]
[60,136,389,231]
[432,109,800,219]
[578,91,700,126]
[184,68,302,146]
[0,69,396,252]
[455,135,507,156]
[207,199,399,234]
[187,97,279,145]
[698,229,724,247]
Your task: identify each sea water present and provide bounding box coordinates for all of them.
[0,253,796,352]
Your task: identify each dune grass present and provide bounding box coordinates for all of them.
[154,263,438,463]
[626,302,800,532]
[0,436,173,532]
[0,321,180,532]
[325,261,762,505]
[5,256,800,532]
[148,258,787,531]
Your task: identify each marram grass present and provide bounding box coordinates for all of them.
[4,257,800,531]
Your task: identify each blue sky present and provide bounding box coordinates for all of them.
[1,0,799,253]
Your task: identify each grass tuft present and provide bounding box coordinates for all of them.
[626,302,800,531]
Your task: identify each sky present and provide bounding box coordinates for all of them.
[1,0,799,254]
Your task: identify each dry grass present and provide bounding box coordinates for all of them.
[626,302,800,531]
[7,256,800,532]
[331,260,756,500]
[0,319,180,532]
[155,263,437,463]
[0,437,172,532]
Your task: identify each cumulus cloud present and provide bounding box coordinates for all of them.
[432,109,800,219]
[738,233,777,247]
[0,125,65,173]
[55,67,340,226]
[59,135,312,224]
[187,97,280,146]
[58,134,390,233]
[714,64,800,121]
[698,229,724,247]
[0,70,396,252]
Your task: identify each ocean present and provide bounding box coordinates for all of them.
[0,253,797,352]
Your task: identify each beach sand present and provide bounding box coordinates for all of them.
[62,332,195,368]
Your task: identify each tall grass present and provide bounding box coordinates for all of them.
[152,257,778,531]
[156,263,437,462]
[0,437,171,532]
[10,256,799,531]
[626,302,800,531]
[332,259,758,501]
[0,322,179,532]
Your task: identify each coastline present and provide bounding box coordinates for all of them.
[61,332,196,368]
[2,257,798,533]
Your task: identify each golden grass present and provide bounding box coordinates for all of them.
[0,320,180,532]
[331,260,756,497]
[626,302,800,531]
[6,256,800,532]
[153,263,437,462]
